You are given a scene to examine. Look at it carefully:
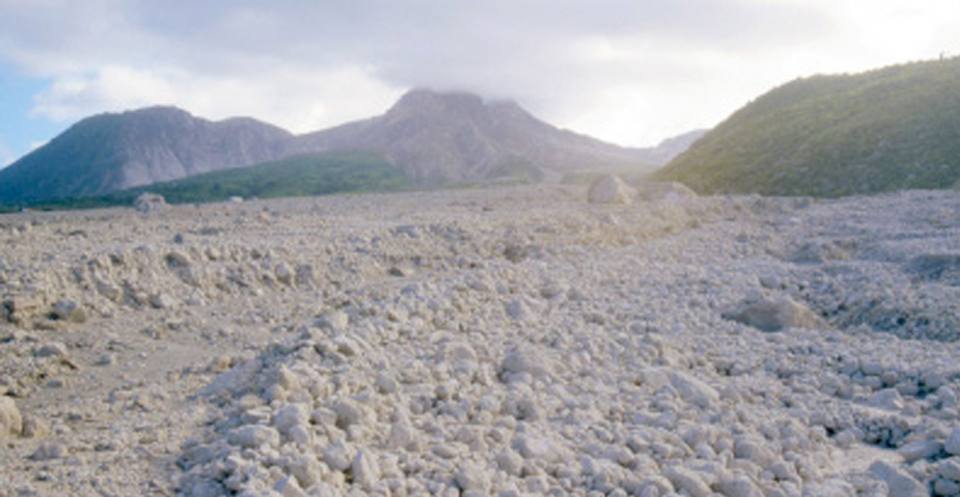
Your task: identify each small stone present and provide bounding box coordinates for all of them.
[939,458,960,481]
[898,439,942,463]
[149,293,176,309]
[323,440,355,471]
[95,354,116,366]
[351,450,380,488]
[274,475,308,497]
[20,415,49,439]
[946,428,960,456]
[34,342,68,359]
[934,478,960,496]
[29,441,65,461]
[716,476,764,497]
[315,311,349,331]
[51,299,85,323]
[0,396,23,437]
[663,466,712,497]
[455,463,490,493]
[869,388,905,412]
[226,425,279,449]
[869,461,926,497]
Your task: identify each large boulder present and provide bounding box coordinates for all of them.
[725,296,824,332]
[134,192,168,214]
[588,175,634,204]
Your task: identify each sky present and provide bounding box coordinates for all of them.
[1,0,959,168]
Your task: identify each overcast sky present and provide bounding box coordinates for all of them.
[1,0,959,167]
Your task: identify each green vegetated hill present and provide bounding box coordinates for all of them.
[656,57,960,196]
[6,152,410,212]
[120,151,410,203]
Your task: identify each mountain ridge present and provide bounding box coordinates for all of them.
[0,90,701,204]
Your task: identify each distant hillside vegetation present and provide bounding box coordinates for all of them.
[5,152,410,212]
[656,57,960,196]
[118,151,410,203]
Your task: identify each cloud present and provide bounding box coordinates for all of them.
[1,0,959,146]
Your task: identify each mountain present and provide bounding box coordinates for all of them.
[0,107,292,203]
[0,89,698,206]
[289,89,657,184]
[656,57,960,197]
[641,129,707,165]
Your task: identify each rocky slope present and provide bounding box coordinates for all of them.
[657,57,960,197]
[0,107,293,203]
[1,185,959,496]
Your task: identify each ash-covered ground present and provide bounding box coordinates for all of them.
[1,184,959,497]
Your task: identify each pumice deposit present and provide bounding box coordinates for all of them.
[1,184,959,497]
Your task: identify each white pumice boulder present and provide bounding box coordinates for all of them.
[588,175,634,204]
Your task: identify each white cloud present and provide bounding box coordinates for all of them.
[2,0,960,146]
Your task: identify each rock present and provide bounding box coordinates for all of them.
[946,428,960,456]
[898,438,942,462]
[29,441,65,461]
[315,311,349,331]
[588,175,634,204]
[935,478,960,496]
[323,440,355,471]
[226,425,279,449]
[666,369,719,408]
[272,404,308,434]
[939,459,960,481]
[496,449,524,476]
[134,192,168,213]
[663,466,712,497]
[20,415,49,438]
[333,400,367,429]
[51,299,85,323]
[351,450,380,488]
[869,461,926,497]
[724,296,824,332]
[715,476,764,497]
[869,388,905,412]
[0,396,23,437]
[504,298,531,321]
[455,463,490,493]
[149,293,176,309]
[274,475,307,497]
[34,342,68,359]
[500,349,551,379]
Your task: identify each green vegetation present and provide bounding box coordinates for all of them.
[656,57,960,197]
[121,151,410,203]
[0,151,412,212]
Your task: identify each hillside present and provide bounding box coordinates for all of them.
[122,151,409,203]
[0,107,292,203]
[656,57,960,196]
[290,89,659,184]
